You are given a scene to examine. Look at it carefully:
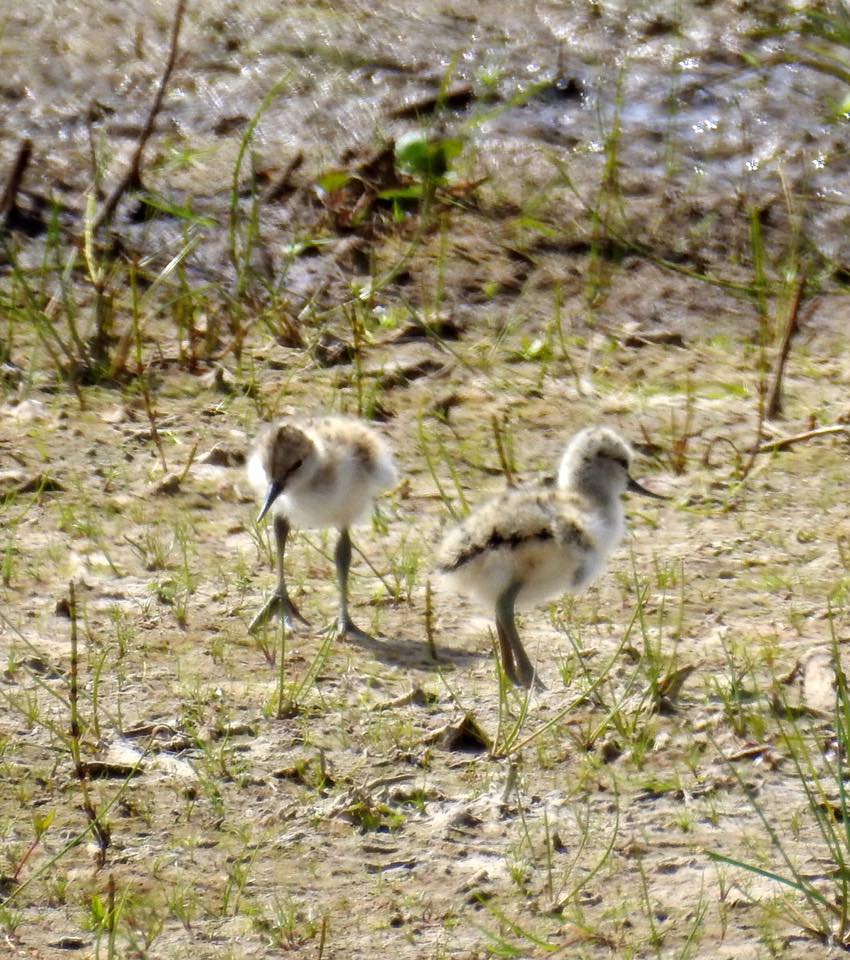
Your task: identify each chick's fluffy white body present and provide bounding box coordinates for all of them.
[438,489,621,611]
[438,427,633,610]
[247,416,397,530]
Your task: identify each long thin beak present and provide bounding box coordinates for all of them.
[627,475,668,500]
[256,480,283,522]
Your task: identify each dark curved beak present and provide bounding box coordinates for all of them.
[627,475,668,500]
[257,480,283,522]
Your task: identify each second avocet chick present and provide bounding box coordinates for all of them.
[437,426,664,688]
[248,415,397,638]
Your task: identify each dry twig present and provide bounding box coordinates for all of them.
[0,138,33,229]
[262,151,304,203]
[758,423,850,453]
[491,414,515,486]
[93,0,188,231]
[765,279,809,419]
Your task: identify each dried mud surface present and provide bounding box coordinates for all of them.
[4,2,850,959]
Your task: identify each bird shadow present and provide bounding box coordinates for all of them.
[337,625,488,673]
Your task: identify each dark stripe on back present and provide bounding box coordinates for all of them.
[440,490,595,573]
[441,527,556,572]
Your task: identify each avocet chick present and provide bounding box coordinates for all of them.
[437,427,664,688]
[248,415,397,637]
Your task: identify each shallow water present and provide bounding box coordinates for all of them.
[4,1,850,271]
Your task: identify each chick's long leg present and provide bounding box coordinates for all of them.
[333,527,371,639]
[249,516,311,633]
[495,608,520,687]
[495,583,544,690]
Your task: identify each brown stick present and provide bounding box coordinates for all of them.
[93,0,188,230]
[0,138,33,225]
[765,277,806,420]
[738,311,769,482]
[758,424,850,453]
[491,414,515,486]
[262,151,303,203]
[424,578,438,662]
